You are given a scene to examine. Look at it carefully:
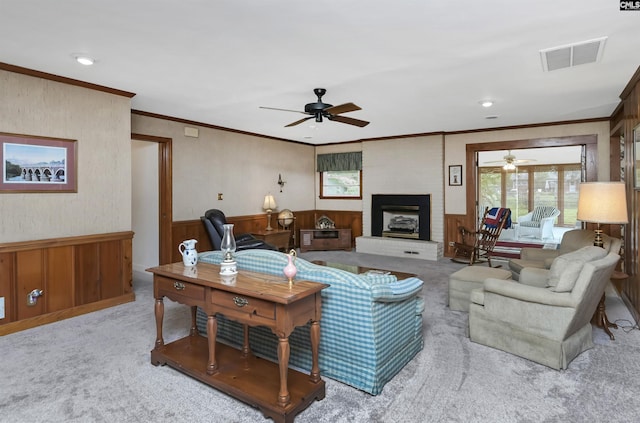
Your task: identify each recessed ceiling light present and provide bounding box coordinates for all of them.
[480,100,494,108]
[75,56,95,66]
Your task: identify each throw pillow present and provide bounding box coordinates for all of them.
[547,246,607,292]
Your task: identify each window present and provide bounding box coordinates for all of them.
[320,170,362,198]
[479,163,580,227]
[317,152,362,199]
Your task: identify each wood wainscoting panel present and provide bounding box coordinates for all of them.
[16,249,44,321]
[0,231,135,335]
[0,253,14,323]
[171,210,363,262]
[444,214,472,257]
[75,243,101,305]
[46,246,74,312]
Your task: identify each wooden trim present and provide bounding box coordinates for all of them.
[132,110,309,146]
[459,135,598,242]
[0,231,134,253]
[620,65,640,100]
[0,293,135,336]
[131,133,173,265]
[0,62,136,98]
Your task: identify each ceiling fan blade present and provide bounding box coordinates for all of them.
[285,116,315,127]
[514,159,537,163]
[324,102,361,115]
[259,106,307,114]
[328,115,370,127]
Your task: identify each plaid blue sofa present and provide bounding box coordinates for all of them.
[195,249,424,395]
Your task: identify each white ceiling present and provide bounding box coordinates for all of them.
[1,1,638,145]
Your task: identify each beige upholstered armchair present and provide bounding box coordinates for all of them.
[517,206,561,240]
[469,246,619,369]
[509,229,621,280]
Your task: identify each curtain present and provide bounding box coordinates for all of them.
[317,152,362,172]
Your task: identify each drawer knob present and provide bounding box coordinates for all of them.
[173,281,186,291]
[233,296,249,307]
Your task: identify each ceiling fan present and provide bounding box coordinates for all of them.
[484,150,537,169]
[259,88,370,128]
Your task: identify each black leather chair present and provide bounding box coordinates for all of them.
[201,209,276,251]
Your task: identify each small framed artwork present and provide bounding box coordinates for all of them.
[1,132,77,193]
[449,165,462,186]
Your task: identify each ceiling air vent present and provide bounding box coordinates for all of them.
[540,37,607,72]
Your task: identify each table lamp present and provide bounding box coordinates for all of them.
[263,194,277,231]
[577,182,628,247]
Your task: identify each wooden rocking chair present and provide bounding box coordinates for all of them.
[451,207,511,268]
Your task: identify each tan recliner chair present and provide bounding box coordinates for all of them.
[509,229,621,280]
[469,247,620,369]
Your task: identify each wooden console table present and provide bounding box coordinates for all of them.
[147,262,328,423]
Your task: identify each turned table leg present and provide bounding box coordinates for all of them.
[189,306,199,336]
[206,314,218,374]
[242,324,251,358]
[154,297,165,347]
[277,337,291,407]
[309,320,321,383]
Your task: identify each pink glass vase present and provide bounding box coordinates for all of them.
[283,249,297,284]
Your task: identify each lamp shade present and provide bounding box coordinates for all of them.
[263,194,277,211]
[577,182,628,224]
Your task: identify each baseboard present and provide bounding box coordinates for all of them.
[0,293,135,336]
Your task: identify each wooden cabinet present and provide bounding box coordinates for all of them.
[0,232,134,335]
[299,229,352,252]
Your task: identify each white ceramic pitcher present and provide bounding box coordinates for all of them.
[178,239,198,267]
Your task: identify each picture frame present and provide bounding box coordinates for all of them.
[449,165,462,186]
[1,132,77,193]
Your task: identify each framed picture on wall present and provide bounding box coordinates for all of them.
[0,132,77,193]
[449,165,462,186]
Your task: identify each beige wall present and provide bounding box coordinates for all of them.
[443,121,611,215]
[0,70,132,243]
[1,67,613,249]
[316,135,445,242]
[131,115,316,220]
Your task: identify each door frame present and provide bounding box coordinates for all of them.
[465,135,598,228]
[131,133,173,265]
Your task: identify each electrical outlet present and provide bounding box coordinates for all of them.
[0,297,5,319]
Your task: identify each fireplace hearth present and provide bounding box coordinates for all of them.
[371,194,430,241]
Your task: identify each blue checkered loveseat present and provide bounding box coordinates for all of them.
[195,249,424,395]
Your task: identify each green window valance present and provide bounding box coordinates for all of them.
[317,152,362,172]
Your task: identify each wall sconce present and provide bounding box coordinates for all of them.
[278,174,286,192]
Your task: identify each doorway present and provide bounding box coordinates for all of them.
[131,134,172,282]
[463,135,597,238]
[477,146,582,227]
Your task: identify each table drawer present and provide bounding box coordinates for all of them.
[211,290,275,320]
[155,276,205,301]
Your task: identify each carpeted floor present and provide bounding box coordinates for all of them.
[1,251,639,423]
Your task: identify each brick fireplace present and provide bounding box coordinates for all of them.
[357,194,442,260]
